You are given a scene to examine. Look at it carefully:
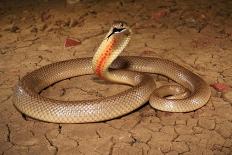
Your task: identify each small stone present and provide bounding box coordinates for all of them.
[64,38,81,47]
[152,9,169,21]
[210,83,231,92]
[198,118,215,130]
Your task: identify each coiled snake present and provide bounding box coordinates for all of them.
[13,22,211,123]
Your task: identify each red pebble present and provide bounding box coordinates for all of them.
[152,9,168,21]
[64,38,81,47]
[210,83,231,92]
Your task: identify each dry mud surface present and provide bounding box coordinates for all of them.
[0,0,232,155]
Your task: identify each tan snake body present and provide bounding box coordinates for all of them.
[13,22,211,123]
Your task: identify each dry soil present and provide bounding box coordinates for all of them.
[0,0,232,155]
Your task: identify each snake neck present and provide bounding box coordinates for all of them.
[92,36,117,78]
[92,27,131,84]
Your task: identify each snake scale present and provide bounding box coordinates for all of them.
[13,22,211,123]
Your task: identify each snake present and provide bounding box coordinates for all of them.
[13,22,211,123]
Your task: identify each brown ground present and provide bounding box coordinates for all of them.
[0,0,232,155]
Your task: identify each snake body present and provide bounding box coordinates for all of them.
[13,22,211,123]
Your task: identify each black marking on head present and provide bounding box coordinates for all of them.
[107,27,126,38]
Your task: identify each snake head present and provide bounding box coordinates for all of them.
[107,21,131,39]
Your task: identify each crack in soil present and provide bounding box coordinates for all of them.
[44,134,58,155]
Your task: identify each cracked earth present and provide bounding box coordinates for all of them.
[0,0,232,155]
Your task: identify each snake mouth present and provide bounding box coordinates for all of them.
[107,27,126,38]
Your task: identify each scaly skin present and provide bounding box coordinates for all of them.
[13,22,211,123]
